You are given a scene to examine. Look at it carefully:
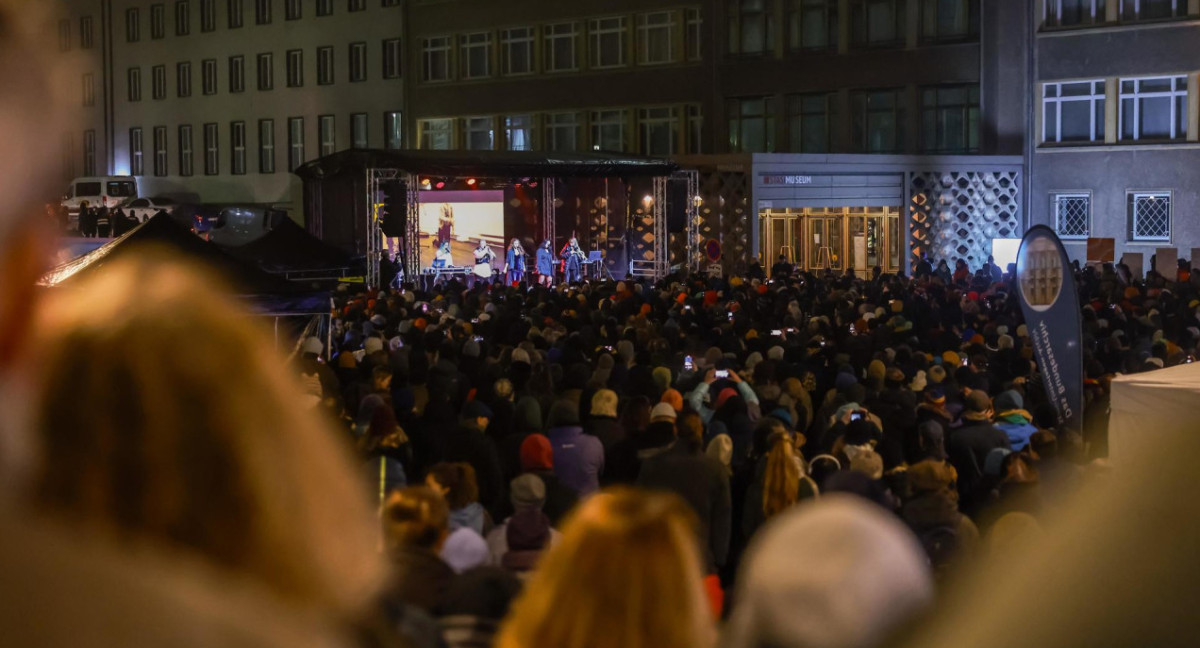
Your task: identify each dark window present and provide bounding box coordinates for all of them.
[287,49,303,87]
[350,42,368,82]
[259,119,275,173]
[202,59,217,95]
[852,88,905,152]
[382,39,402,79]
[851,0,907,47]
[200,0,216,31]
[920,84,979,152]
[177,61,192,98]
[126,8,141,42]
[176,1,191,35]
[787,0,838,51]
[920,0,978,42]
[128,68,142,102]
[80,16,94,49]
[317,46,334,85]
[229,55,245,92]
[727,0,774,55]
[150,4,165,39]
[152,65,166,100]
[728,97,776,152]
[228,0,244,28]
[256,0,271,24]
[285,0,301,19]
[257,53,273,90]
[788,93,834,152]
[317,0,333,16]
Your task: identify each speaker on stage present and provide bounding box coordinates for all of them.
[666,177,689,233]
[379,180,407,237]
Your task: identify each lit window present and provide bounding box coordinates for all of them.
[419,118,454,150]
[505,115,533,151]
[385,112,403,149]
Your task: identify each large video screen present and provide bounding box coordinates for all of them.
[417,190,506,269]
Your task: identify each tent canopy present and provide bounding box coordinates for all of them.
[1109,362,1200,463]
[293,148,678,180]
[224,217,354,273]
[41,213,301,296]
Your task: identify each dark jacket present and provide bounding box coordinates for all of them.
[386,547,455,613]
[583,416,627,486]
[947,418,1011,505]
[636,440,732,571]
[435,423,507,517]
[527,469,579,526]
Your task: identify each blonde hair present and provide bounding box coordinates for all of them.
[31,254,384,617]
[762,432,801,520]
[496,487,715,648]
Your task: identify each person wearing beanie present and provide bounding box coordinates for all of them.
[660,388,685,413]
[516,435,578,526]
[948,391,1010,509]
[901,460,980,574]
[927,364,947,384]
[637,410,733,573]
[687,367,760,425]
[650,402,677,423]
[651,366,673,394]
[582,389,625,487]
[431,401,506,519]
[545,400,604,497]
[510,347,531,366]
[992,390,1037,451]
[486,474,561,576]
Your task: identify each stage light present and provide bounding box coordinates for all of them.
[466,178,477,186]
[643,194,653,205]
[420,177,431,187]
[529,181,538,188]
[435,180,445,189]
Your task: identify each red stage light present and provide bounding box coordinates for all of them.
[466,178,477,186]
[435,181,445,189]
[529,181,538,188]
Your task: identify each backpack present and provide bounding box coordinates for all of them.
[918,524,960,575]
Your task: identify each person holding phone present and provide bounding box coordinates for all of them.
[687,367,759,426]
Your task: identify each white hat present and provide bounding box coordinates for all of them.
[511,348,531,365]
[370,314,386,327]
[363,337,384,355]
[301,336,323,355]
[650,402,677,422]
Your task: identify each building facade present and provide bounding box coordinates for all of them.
[1030,0,1200,271]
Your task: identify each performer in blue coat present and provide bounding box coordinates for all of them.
[561,237,585,284]
[505,238,527,285]
[536,239,555,287]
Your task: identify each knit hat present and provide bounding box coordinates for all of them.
[364,337,384,355]
[715,387,739,411]
[590,389,619,418]
[650,402,677,422]
[867,360,887,383]
[942,351,961,367]
[927,365,946,384]
[994,390,1024,413]
[767,346,786,361]
[652,367,673,392]
[660,388,684,412]
[302,336,323,355]
[964,390,992,414]
[510,348,531,365]
[885,367,905,385]
[706,434,733,472]
[546,400,580,428]
[440,527,489,574]
[510,473,546,510]
[370,314,386,327]
[849,449,884,480]
[519,434,553,471]
[835,372,858,391]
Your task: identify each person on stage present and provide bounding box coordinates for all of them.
[437,203,454,247]
[472,238,496,287]
[505,238,526,286]
[433,241,452,268]
[561,236,585,284]
[536,240,555,287]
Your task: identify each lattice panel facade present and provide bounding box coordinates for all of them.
[694,168,751,272]
[910,171,1021,270]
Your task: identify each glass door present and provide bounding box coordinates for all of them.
[807,214,842,271]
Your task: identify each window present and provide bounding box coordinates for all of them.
[59,20,72,51]
[288,117,305,170]
[351,42,368,82]
[385,111,402,149]
[1120,76,1188,141]
[230,55,245,92]
[126,8,141,42]
[286,0,301,20]
[921,0,978,41]
[382,0,401,6]
[1042,80,1105,143]
[178,125,194,176]
[80,16,94,49]
[128,68,142,102]
[591,109,628,151]
[201,0,216,31]
[419,118,454,149]
[177,61,192,98]
[1128,191,1171,241]
[287,49,303,87]
[176,1,191,35]
[256,0,271,24]
[83,130,96,176]
[152,65,166,100]
[317,46,334,85]
[639,107,679,155]
[382,39,401,79]
[688,104,703,153]
[1119,0,1186,21]
[728,97,775,152]
[1043,0,1102,27]
[505,115,533,151]
[852,89,905,152]
[129,128,144,176]
[460,32,493,78]
[153,126,168,176]
[545,112,581,151]
[259,119,275,173]
[589,17,628,68]
[921,84,979,153]
[317,115,335,156]
[231,121,247,174]
[501,28,535,76]
[728,0,774,55]
[788,0,838,50]
[204,123,219,175]
[228,0,243,28]
[852,0,906,46]
[787,93,833,152]
[687,8,702,60]
[637,12,677,65]
[349,0,366,10]
[317,0,333,16]
[256,53,272,90]
[83,74,95,106]
[351,113,368,148]
[464,116,494,150]
[151,4,165,39]
[62,134,75,182]
[544,22,579,72]
[202,59,217,94]
[1053,193,1090,239]
[423,36,452,81]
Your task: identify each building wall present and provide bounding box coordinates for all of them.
[54,0,110,191]
[1030,4,1200,269]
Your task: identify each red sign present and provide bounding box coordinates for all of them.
[705,239,722,262]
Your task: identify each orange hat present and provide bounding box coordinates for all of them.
[640,303,652,316]
[661,388,684,412]
[676,292,688,304]
[414,317,428,331]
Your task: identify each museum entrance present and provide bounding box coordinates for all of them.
[759,206,903,276]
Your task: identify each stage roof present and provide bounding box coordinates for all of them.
[293,149,678,180]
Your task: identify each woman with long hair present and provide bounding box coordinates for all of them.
[744,428,818,540]
[506,238,527,285]
[536,239,555,287]
[495,488,715,648]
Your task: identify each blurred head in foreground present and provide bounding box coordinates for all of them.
[725,494,933,648]
[30,254,384,618]
[496,487,714,648]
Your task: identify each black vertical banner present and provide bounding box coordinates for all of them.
[1015,225,1084,432]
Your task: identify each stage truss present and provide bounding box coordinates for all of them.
[541,177,555,251]
[679,169,701,274]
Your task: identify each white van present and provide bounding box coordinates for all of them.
[61,176,138,216]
